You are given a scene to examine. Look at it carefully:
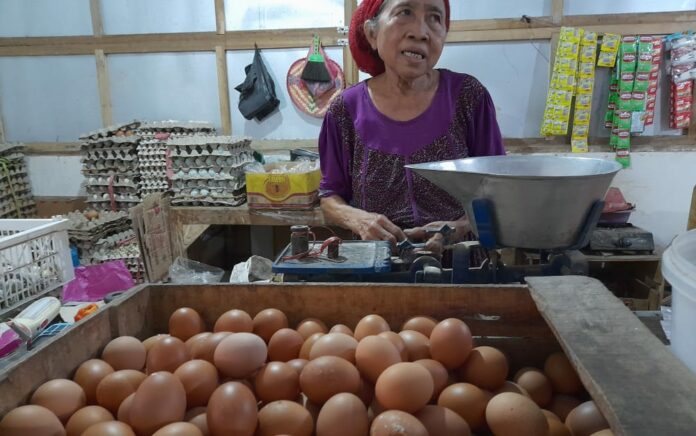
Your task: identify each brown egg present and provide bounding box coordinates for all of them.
[299,332,324,360]
[589,430,614,436]
[143,335,169,353]
[83,421,135,436]
[65,406,114,436]
[207,382,258,436]
[544,352,584,395]
[371,411,428,436]
[377,331,409,361]
[184,408,206,421]
[460,346,509,391]
[548,416,573,436]
[415,405,471,436]
[188,411,208,436]
[117,393,135,424]
[398,330,430,361]
[185,333,212,356]
[356,376,375,407]
[0,405,65,436]
[253,308,289,342]
[486,392,548,436]
[268,328,304,362]
[548,395,583,421]
[255,362,300,402]
[190,332,229,363]
[316,393,368,436]
[495,380,531,398]
[258,400,313,436]
[287,358,309,375]
[214,332,267,378]
[304,398,322,426]
[169,308,206,342]
[152,422,203,436]
[214,309,253,333]
[174,360,220,407]
[310,333,359,363]
[515,367,553,407]
[101,337,147,371]
[73,359,115,405]
[414,359,449,401]
[543,409,561,421]
[375,362,433,413]
[429,318,473,369]
[296,318,328,339]
[355,335,402,383]
[438,383,492,431]
[300,356,361,404]
[130,372,187,436]
[354,314,390,341]
[565,401,610,436]
[402,316,438,337]
[147,336,190,374]
[329,324,353,336]
[31,379,86,424]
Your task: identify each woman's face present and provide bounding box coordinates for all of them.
[365,0,447,79]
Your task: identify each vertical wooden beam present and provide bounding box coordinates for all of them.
[95,49,113,127]
[216,46,232,135]
[89,0,104,37]
[0,114,6,143]
[689,84,696,139]
[215,0,226,35]
[552,0,564,25]
[343,0,359,85]
[549,32,560,76]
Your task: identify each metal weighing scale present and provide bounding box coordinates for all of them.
[273,155,623,284]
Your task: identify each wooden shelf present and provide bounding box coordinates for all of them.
[584,253,662,263]
[171,204,325,227]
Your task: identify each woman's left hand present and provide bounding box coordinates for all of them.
[404,218,472,256]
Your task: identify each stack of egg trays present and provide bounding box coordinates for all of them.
[0,143,37,218]
[168,136,255,207]
[65,210,131,263]
[89,229,146,283]
[80,121,142,212]
[137,121,216,196]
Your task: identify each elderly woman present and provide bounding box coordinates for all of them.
[318,0,505,253]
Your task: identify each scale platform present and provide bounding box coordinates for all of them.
[272,240,392,275]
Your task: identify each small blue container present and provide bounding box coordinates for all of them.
[70,245,80,267]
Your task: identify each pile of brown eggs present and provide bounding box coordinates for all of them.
[0,307,615,436]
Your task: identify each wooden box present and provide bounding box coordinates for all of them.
[1,276,695,435]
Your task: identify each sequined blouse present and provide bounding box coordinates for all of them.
[318,69,505,229]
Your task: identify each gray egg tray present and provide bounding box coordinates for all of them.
[0,143,37,218]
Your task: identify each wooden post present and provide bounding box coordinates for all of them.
[0,112,5,143]
[552,0,564,25]
[688,185,696,230]
[214,0,225,35]
[95,49,113,127]
[89,0,104,37]
[216,46,232,135]
[343,0,359,86]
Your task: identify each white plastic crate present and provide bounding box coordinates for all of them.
[0,218,74,313]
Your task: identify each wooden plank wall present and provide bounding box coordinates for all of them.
[2,2,696,152]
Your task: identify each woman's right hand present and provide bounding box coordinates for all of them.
[320,195,406,246]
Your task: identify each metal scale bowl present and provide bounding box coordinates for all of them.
[273,155,622,283]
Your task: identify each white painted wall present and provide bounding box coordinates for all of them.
[26,156,84,198]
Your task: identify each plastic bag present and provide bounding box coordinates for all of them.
[235,46,280,121]
[169,257,224,284]
[62,260,134,303]
[229,256,273,283]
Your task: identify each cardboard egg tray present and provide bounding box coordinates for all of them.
[0,143,37,218]
[167,136,255,207]
[79,121,141,141]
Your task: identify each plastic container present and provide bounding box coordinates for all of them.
[662,229,696,373]
[0,219,74,314]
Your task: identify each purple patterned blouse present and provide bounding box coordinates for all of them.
[318,69,505,229]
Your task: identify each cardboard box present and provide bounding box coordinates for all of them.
[245,162,321,210]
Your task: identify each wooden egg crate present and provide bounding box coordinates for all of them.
[1,276,695,435]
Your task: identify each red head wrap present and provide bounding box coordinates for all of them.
[349,0,451,76]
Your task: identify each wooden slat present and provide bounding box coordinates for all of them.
[4,11,696,56]
[0,114,5,143]
[171,203,326,226]
[551,0,564,25]
[89,0,104,37]
[215,45,232,135]
[344,0,359,86]
[94,49,113,127]
[526,276,696,436]
[214,0,226,35]
[688,185,696,231]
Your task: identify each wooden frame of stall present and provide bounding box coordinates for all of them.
[1,276,695,434]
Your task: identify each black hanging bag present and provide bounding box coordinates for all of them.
[235,46,280,121]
